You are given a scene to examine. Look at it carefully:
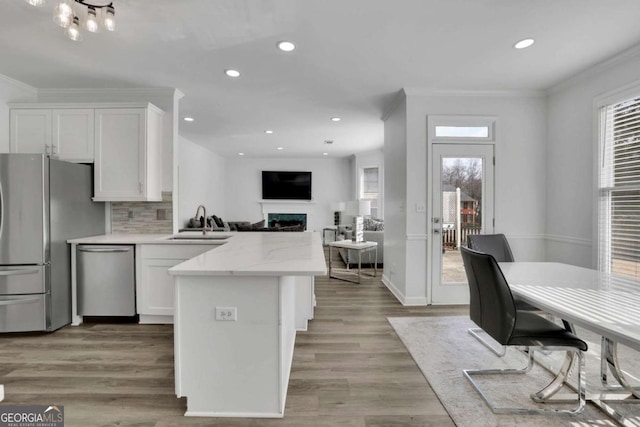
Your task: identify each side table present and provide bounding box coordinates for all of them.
[328,240,378,283]
[322,226,338,245]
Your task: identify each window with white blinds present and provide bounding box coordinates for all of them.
[599,95,640,279]
[360,166,380,218]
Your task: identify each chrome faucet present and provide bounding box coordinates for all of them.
[194,205,208,235]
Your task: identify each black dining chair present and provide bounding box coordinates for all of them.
[466,234,538,355]
[460,246,587,415]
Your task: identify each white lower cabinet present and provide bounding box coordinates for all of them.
[137,244,218,324]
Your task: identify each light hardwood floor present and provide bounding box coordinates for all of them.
[0,248,467,427]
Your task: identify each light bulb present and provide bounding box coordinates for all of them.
[53,0,73,28]
[25,0,45,7]
[65,16,82,41]
[103,6,115,31]
[85,6,98,32]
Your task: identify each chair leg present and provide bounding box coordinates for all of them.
[463,347,586,415]
[468,327,506,357]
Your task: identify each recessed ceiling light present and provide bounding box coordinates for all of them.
[183,117,194,122]
[514,38,534,49]
[331,117,341,122]
[225,69,241,78]
[322,152,329,156]
[265,130,274,134]
[277,147,284,150]
[238,152,245,156]
[277,41,296,52]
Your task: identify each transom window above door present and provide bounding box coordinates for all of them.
[429,116,496,143]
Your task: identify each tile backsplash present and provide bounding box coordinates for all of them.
[111,192,173,234]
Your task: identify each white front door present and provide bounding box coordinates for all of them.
[430,144,494,304]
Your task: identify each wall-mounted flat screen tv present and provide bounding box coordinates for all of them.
[262,171,312,200]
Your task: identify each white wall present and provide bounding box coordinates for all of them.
[383,89,548,305]
[382,94,408,303]
[178,137,226,229]
[224,157,353,232]
[546,47,640,268]
[0,74,37,152]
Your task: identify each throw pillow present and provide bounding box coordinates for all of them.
[251,220,265,230]
[363,217,384,231]
[236,223,252,231]
[212,215,224,228]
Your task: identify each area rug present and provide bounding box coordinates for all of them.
[388,316,640,426]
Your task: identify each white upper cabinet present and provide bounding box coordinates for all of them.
[52,109,94,162]
[93,105,163,202]
[9,102,164,202]
[11,108,94,161]
[10,109,53,155]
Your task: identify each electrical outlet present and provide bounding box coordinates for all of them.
[127,210,134,219]
[415,203,426,213]
[215,307,237,321]
[156,208,166,220]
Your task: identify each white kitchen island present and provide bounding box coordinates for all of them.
[168,232,326,418]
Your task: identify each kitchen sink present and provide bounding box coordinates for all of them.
[167,234,230,240]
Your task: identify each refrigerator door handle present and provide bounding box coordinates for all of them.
[0,268,40,277]
[0,179,3,242]
[0,296,41,306]
[78,247,132,253]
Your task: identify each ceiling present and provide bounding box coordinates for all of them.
[2,0,640,158]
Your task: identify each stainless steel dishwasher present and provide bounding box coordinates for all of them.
[77,245,136,316]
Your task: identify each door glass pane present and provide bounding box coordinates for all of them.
[435,126,489,138]
[441,157,483,284]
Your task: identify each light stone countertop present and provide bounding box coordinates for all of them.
[169,231,327,276]
[67,232,234,245]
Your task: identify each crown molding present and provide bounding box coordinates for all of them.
[380,89,407,121]
[548,43,640,95]
[0,73,37,94]
[402,87,545,98]
[37,87,180,98]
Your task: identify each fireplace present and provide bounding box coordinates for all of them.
[267,213,307,230]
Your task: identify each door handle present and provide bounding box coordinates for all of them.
[78,247,131,253]
[0,296,41,306]
[0,268,39,276]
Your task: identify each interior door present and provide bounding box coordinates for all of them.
[430,144,494,304]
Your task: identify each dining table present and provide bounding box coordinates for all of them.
[500,262,640,426]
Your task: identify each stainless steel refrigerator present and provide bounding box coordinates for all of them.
[0,154,105,332]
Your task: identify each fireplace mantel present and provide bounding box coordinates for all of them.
[259,200,316,205]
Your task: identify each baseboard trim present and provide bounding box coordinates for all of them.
[381,274,428,306]
[184,410,283,418]
[139,315,173,324]
[382,274,404,303]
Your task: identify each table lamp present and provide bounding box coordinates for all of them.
[331,201,346,226]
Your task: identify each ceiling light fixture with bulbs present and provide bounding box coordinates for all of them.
[25,0,116,42]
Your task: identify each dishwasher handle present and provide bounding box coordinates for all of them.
[78,247,132,253]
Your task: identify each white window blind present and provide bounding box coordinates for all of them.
[360,167,379,218]
[599,96,640,279]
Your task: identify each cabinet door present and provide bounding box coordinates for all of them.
[52,109,94,162]
[94,108,146,200]
[139,258,181,316]
[10,109,52,154]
